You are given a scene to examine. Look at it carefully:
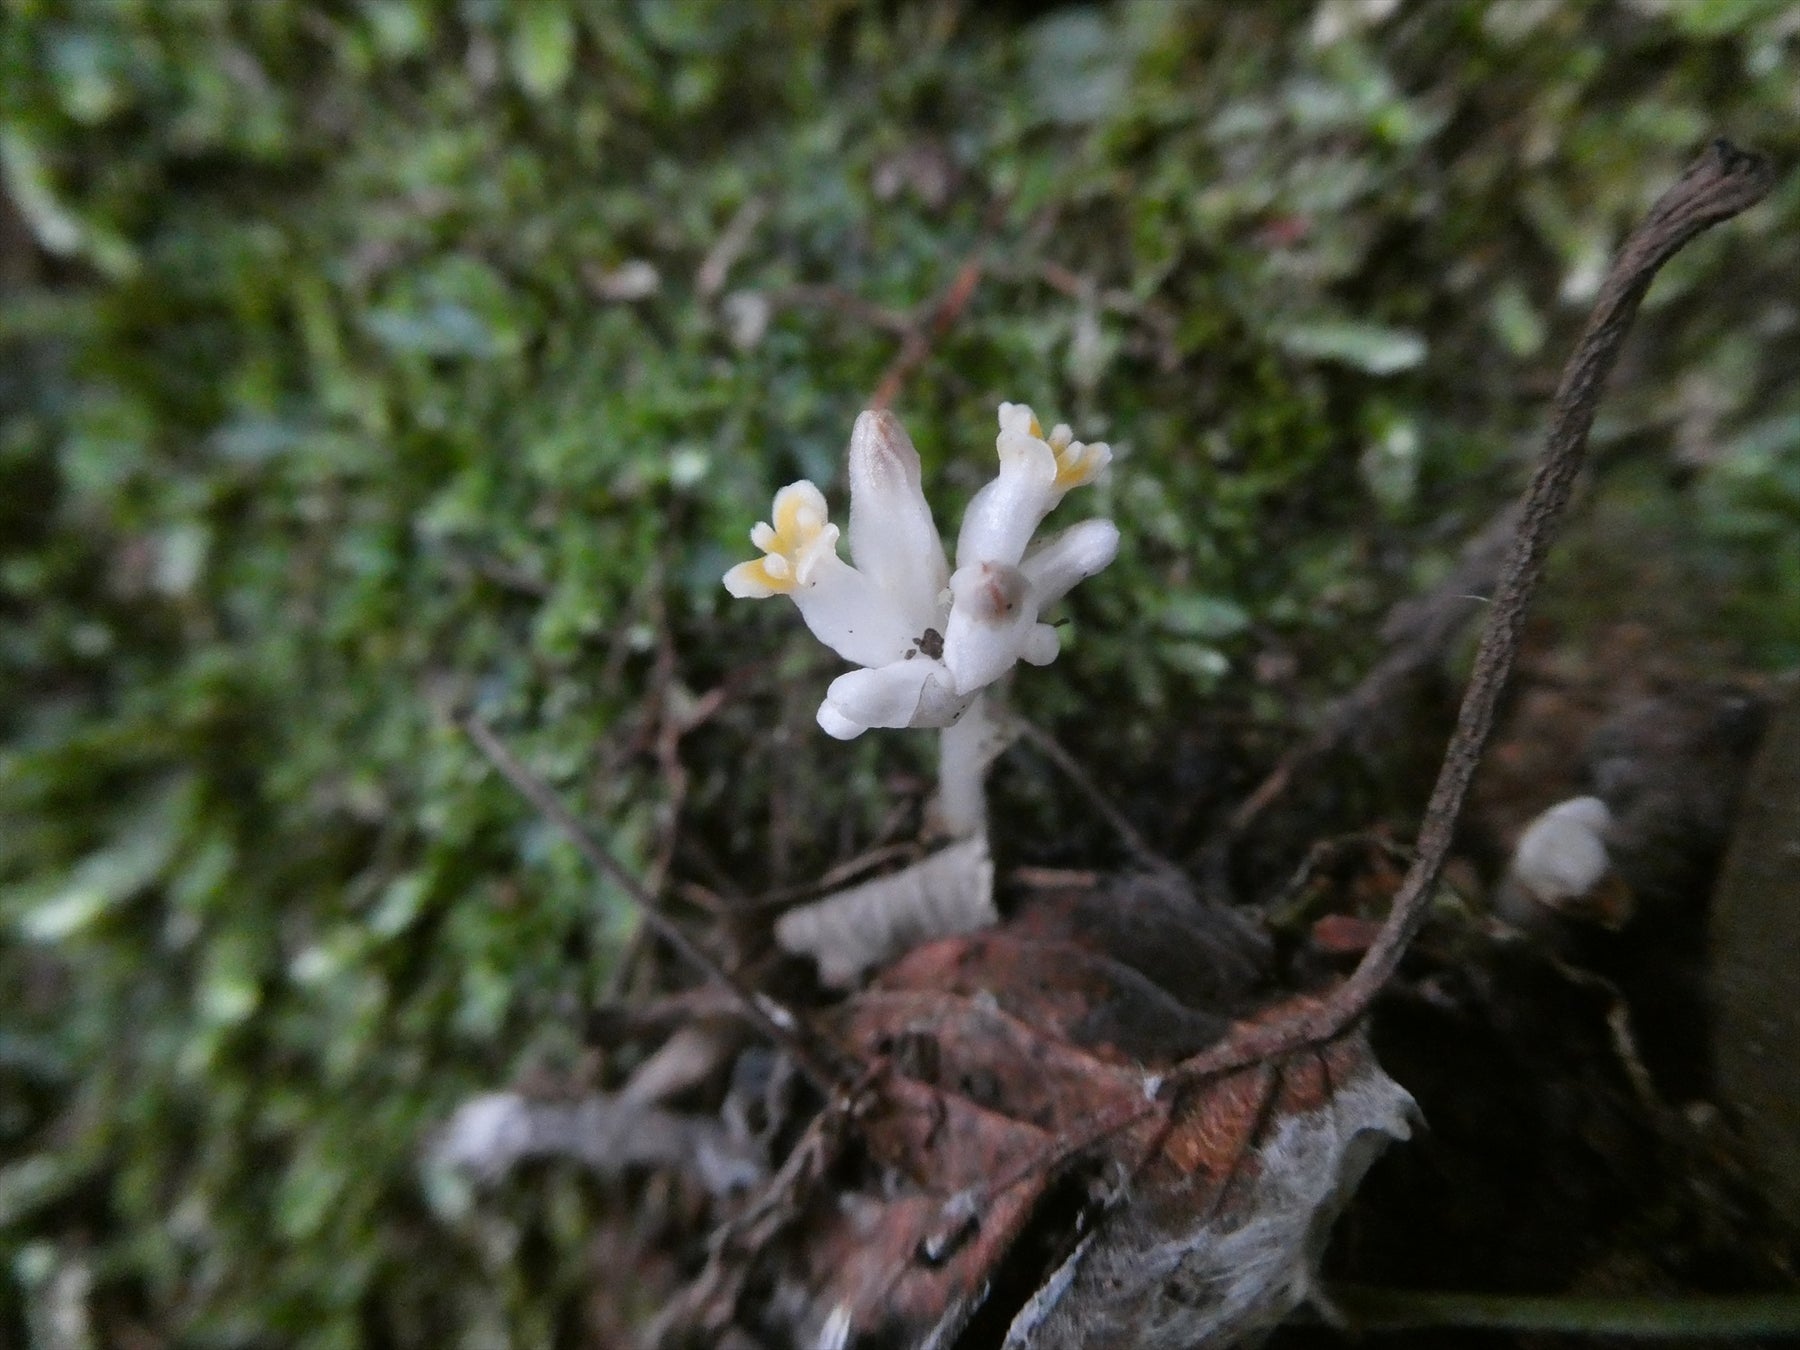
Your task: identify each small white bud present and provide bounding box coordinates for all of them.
[1499,795,1631,929]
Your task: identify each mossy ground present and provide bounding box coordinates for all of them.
[3,2,1798,1345]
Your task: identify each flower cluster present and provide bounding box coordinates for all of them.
[724,403,1118,740]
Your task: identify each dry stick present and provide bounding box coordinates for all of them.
[1170,138,1774,1088]
[1013,716,1167,870]
[922,142,1776,1242]
[462,716,852,1095]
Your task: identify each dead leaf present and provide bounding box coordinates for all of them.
[1001,1036,1414,1349]
[713,875,1414,1348]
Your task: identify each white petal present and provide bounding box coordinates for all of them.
[790,552,918,667]
[822,662,936,733]
[818,659,968,736]
[1510,796,1613,901]
[847,410,948,634]
[1019,623,1060,665]
[943,613,1031,694]
[954,428,1058,569]
[997,402,1040,438]
[816,702,865,741]
[943,562,1038,694]
[722,559,780,599]
[1021,518,1119,607]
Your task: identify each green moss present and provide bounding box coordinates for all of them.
[3,1,1798,1342]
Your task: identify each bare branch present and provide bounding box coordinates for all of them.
[1174,139,1775,1085]
[462,716,852,1094]
[1014,715,1170,872]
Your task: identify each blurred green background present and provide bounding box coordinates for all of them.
[2,0,1797,1344]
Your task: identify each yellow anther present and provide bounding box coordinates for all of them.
[1047,424,1109,491]
[724,481,837,598]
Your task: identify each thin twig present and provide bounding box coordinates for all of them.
[1170,139,1774,1085]
[1013,716,1171,873]
[462,715,851,1094]
[749,841,924,911]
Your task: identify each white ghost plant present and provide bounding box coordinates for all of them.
[724,403,1118,985]
[725,403,1117,837]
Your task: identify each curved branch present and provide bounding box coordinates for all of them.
[1174,139,1775,1085]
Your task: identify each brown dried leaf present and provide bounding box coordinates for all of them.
[1002,1037,1414,1349]
[737,877,1413,1348]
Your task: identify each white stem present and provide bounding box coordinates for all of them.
[934,692,1007,839]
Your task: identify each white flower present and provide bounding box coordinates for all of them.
[1510,796,1613,903]
[846,409,947,638]
[722,478,916,669]
[724,402,1117,742]
[1498,794,1632,929]
[955,402,1111,570]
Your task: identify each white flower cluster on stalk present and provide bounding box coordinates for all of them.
[724,401,1118,982]
[724,403,1118,743]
